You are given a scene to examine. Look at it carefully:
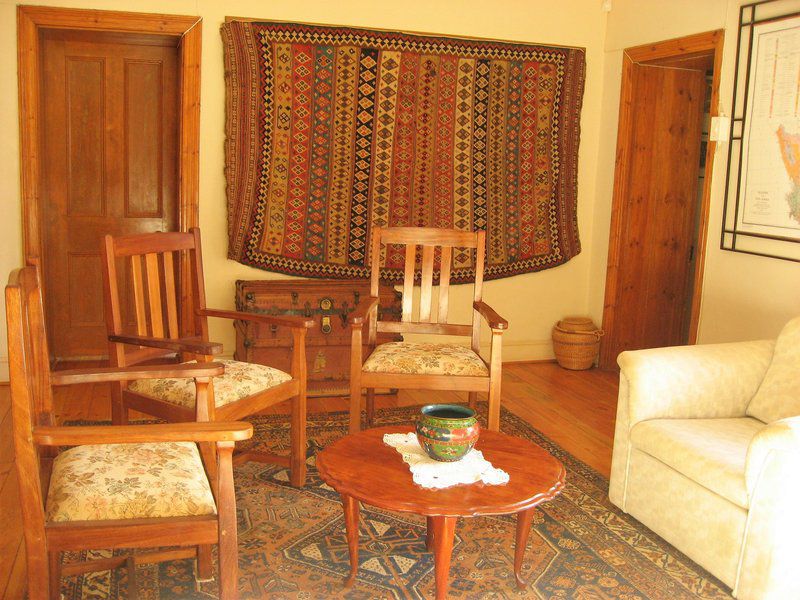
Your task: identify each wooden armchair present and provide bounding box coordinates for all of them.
[349,227,508,433]
[101,228,313,486]
[6,266,252,600]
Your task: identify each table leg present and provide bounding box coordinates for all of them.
[430,516,457,600]
[342,494,359,588]
[514,508,535,589]
[426,516,435,551]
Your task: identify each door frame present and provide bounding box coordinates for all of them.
[17,5,202,342]
[599,30,724,370]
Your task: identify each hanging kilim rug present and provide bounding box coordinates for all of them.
[60,406,732,599]
[222,21,585,283]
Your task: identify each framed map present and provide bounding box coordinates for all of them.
[723,0,800,261]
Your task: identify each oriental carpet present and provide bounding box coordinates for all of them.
[60,406,731,599]
[222,22,585,283]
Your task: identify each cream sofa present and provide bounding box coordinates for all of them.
[609,318,800,600]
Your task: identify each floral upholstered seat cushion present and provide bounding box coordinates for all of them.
[46,442,216,522]
[363,342,489,376]
[128,359,292,409]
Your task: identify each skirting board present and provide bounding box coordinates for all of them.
[479,339,554,362]
[0,357,7,383]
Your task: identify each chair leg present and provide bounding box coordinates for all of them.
[216,443,239,600]
[289,390,307,487]
[196,544,214,581]
[349,374,362,434]
[198,442,219,497]
[468,392,478,411]
[48,551,61,600]
[365,388,376,428]
[487,379,501,432]
[111,386,128,425]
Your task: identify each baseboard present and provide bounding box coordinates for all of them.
[0,356,7,384]
[480,339,554,363]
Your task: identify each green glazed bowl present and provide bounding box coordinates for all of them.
[415,404,480,462]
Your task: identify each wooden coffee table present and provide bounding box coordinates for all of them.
[316,425,565,599]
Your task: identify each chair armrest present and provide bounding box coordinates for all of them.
[617,339,774,426]
[50,362,225,386]
[349,296,380,328]
[108,334,223,356]
[199,307,314,330]
[33,421,253,446]
[473,301,508,330]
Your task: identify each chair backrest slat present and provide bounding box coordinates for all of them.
[369,226,486,338]
[438,246,452,324]
[130,255,148,336]
[419,245,435,322]
[402,244,416,321]
[144,253,164,338]
[103,229,207,367]
[162,251,180,338]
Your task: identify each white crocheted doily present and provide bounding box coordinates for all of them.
[383,432,510,489]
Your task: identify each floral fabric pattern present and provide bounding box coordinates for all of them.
[46,442,216,522]
[363,342,489,376]
[128,359,292,409]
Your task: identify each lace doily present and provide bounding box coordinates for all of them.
[383,432,510,489]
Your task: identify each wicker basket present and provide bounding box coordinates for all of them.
[552,318,604,370]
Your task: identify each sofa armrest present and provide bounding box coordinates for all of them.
[618,340,774,427]
[745,416,800,496]
[737,416,800,599]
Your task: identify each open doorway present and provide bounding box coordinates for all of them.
[599,31,724,370]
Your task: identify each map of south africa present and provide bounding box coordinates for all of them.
[776,125,800,225]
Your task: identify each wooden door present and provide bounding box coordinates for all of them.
[602,63,707,363]
[40,30,179,359]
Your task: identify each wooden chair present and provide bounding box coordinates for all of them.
[101,228,313,487]
[349,227,508,433]
[6,266,252,600]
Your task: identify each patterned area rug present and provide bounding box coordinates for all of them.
[222,21,584,282]
[60,406,732,599]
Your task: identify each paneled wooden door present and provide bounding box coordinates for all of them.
[600,31,724,369]
[40,30,179,359]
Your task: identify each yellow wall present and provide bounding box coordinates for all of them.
[3,0,798,380]
[0,0,609,378]
[588,0,800,346]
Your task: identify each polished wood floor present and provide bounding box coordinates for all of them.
[0,362,619,597]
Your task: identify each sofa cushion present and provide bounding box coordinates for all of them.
[747,315,800,423]
[630,417,765,508]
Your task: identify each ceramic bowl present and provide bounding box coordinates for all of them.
[415,404,480,462]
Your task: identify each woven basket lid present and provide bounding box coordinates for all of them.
[557,316,597,332]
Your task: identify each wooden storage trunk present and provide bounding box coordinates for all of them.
[234,279,401,396]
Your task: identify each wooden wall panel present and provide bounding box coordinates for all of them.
[68,253,105,327]
[66,57,105,217]
[125,59,164,218]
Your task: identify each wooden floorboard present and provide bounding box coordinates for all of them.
[0,363,619,596]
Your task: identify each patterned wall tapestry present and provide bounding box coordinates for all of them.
[222,21,585,282]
